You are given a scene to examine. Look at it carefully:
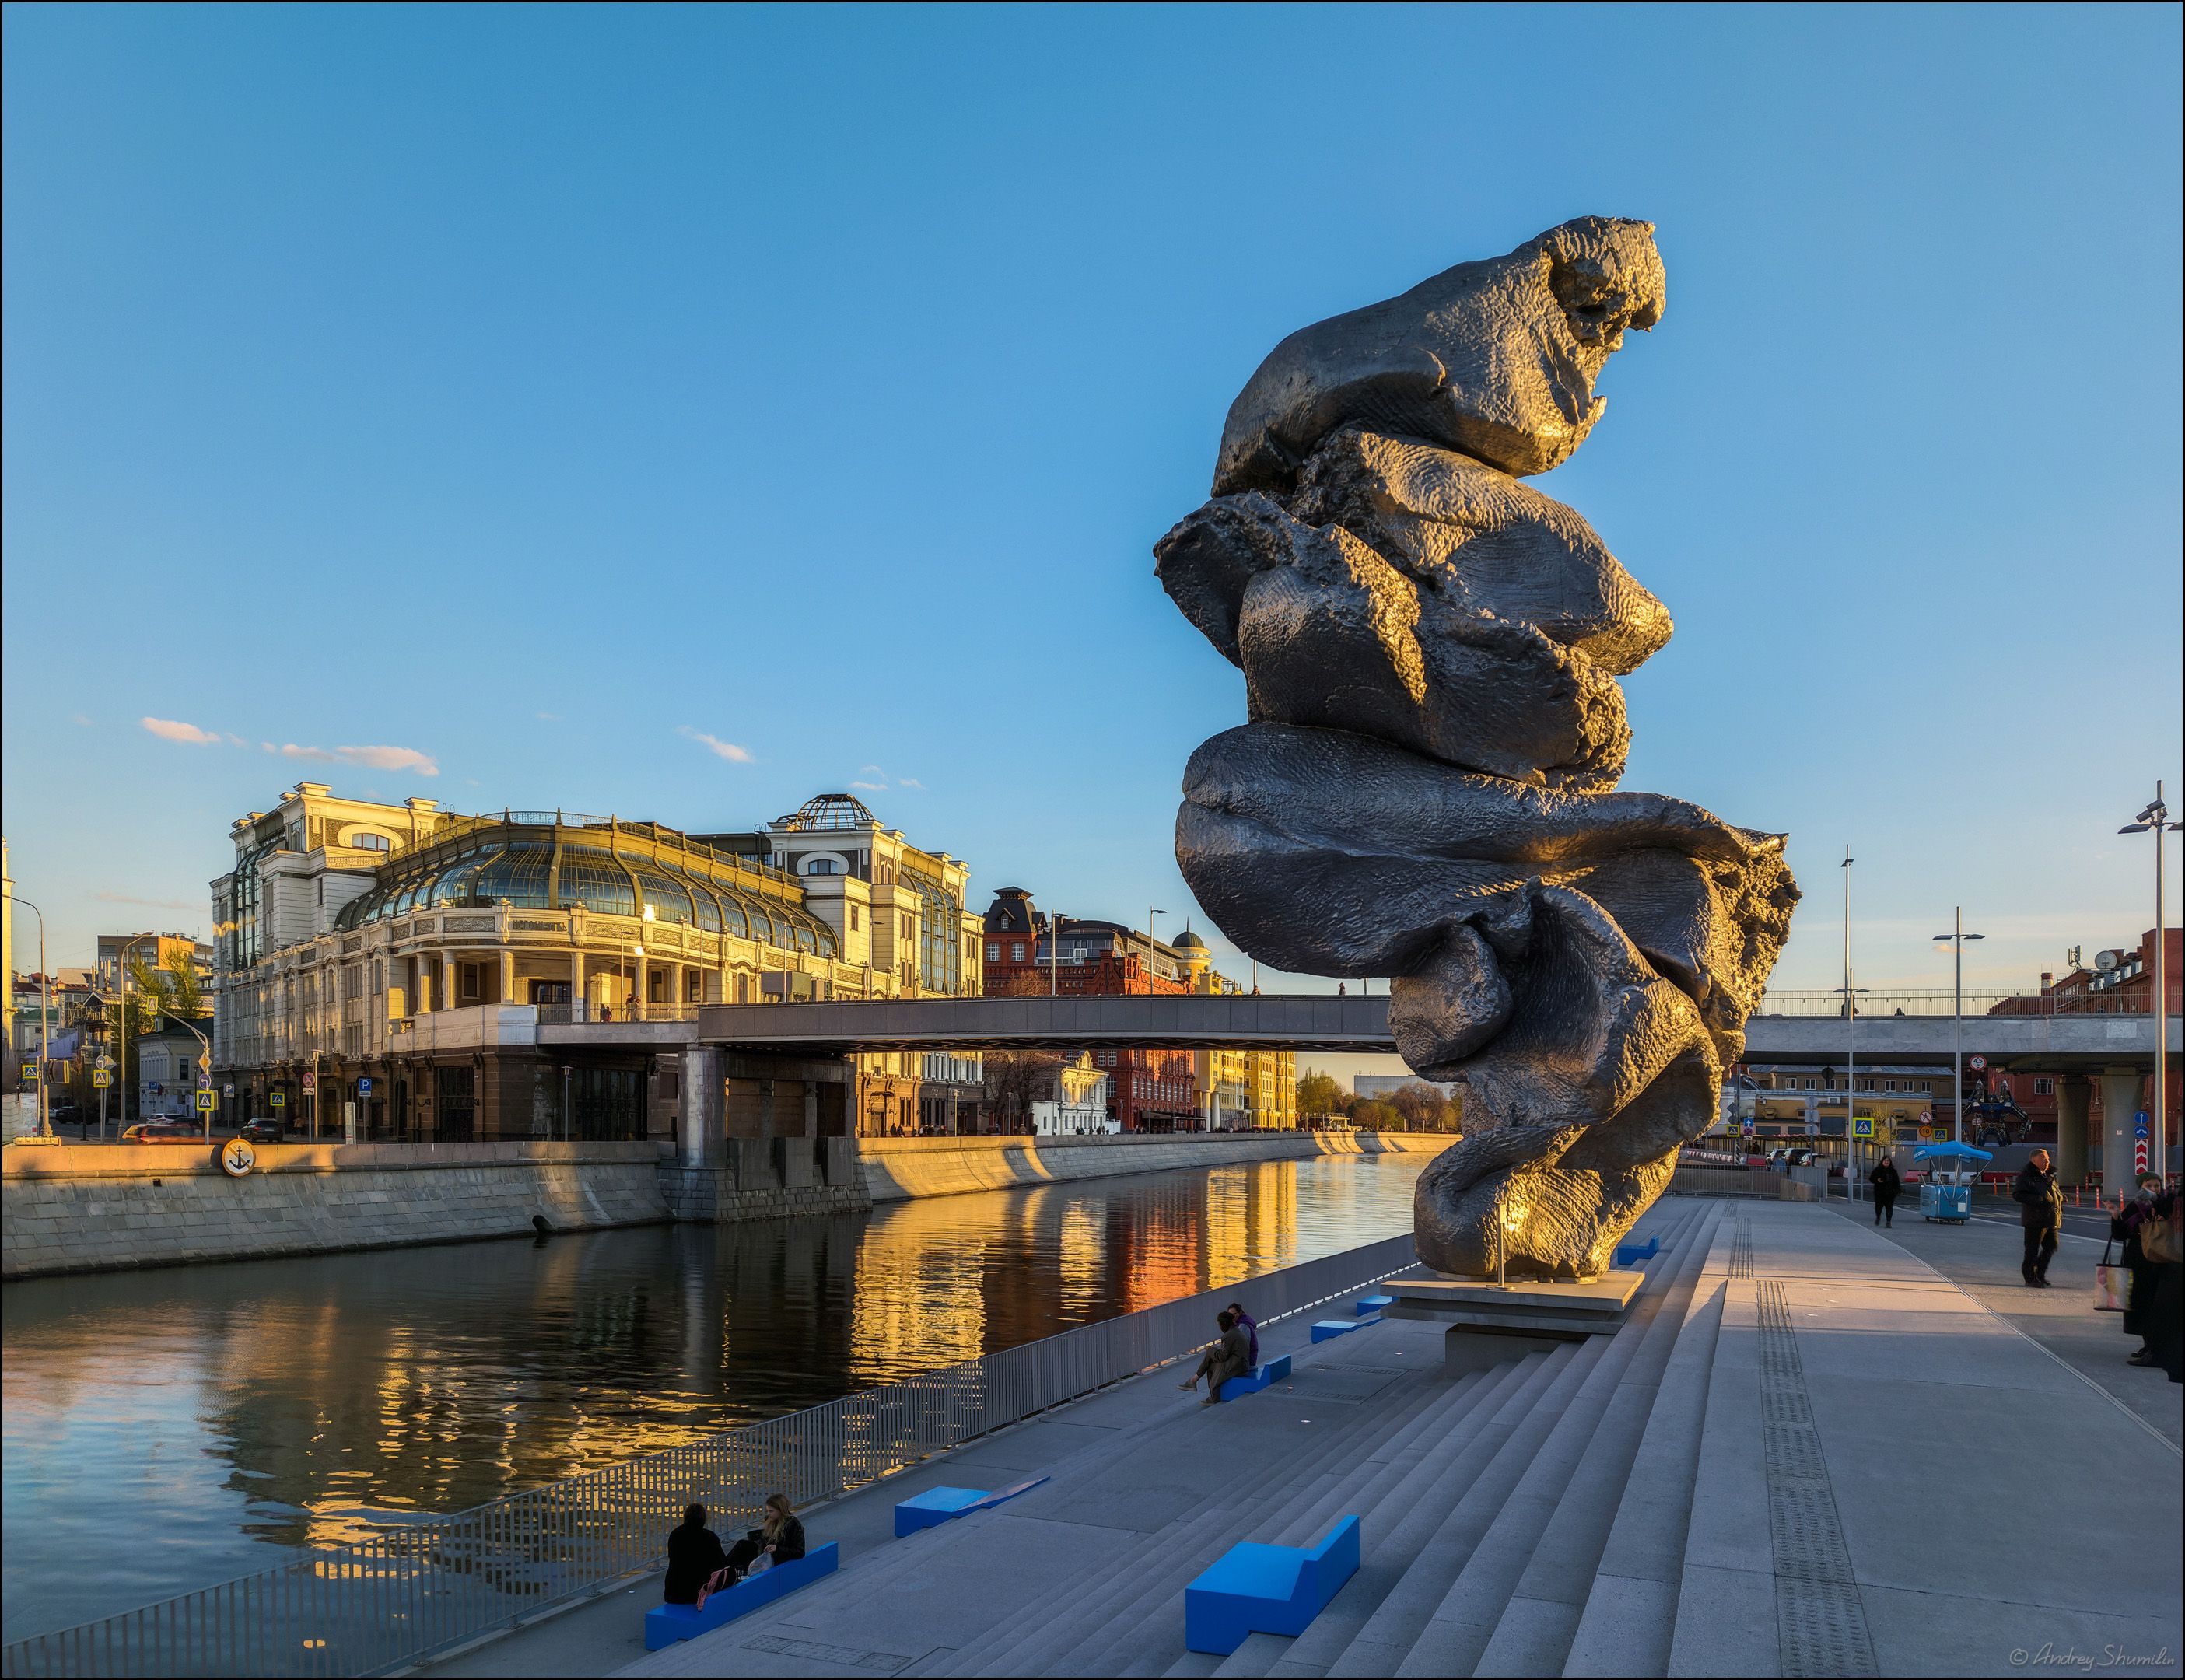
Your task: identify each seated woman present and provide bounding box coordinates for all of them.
[707,1493,805,1597]
[1178,1309,1252,1405]
[663,1503,727,1605]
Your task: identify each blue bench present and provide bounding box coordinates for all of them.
[1355,1294,1395,1315]
[1614,1236,1660,1266]
[1217,1352,1293,1400]
[644,1542,839,1650]
[893,1475,1049,1537]
[1185,1516,1361,1654]
[1311,1314,1381,1342]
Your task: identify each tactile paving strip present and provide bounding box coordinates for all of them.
[1756,1279,1877,1676]
[742,1633,912,1671]
[1729,1220,1754,1279]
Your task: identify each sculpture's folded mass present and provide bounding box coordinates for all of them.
[1158,218,1799,1279]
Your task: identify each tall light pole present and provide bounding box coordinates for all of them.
[1933,910,1986,1149]
[102,932,159,1140]
[12,898,52,1138]
[1842,848,1854,1167]
[2120,782,2181,1181]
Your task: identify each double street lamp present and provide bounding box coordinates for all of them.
[2119,782,2181,1181]
[1932,911,1986,1149]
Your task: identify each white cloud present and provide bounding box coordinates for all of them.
[225,733,248,747]
[898,777,926,790]
[679,726,753,764]
[72,713,94,728]
[141,716,219,745]
[849,779,887,793]
[96,891,201,912]
[279,743,440,776]
[536,712,562,723]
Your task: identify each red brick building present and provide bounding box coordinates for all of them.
[981,888,1199,1131]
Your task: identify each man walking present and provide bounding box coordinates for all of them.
[2012,1148,2063,1287]
[1869,1155,1902,1229]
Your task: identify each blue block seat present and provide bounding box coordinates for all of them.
[1185,1516,1361,1655]
[1311,1318,1359,1342]
[894,1475,1049,1537]
[1614,1236,1661,1266]
[644,1542,839,1650]
[1355,1294,1395,1315]
[1217,1352,1293,1400]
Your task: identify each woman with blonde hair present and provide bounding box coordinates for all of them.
[710,1493,805,1591]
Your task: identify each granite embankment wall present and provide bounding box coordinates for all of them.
[2,1141,671,1280]
[2,1131,1454,1279]
[856,1129,1448,1202]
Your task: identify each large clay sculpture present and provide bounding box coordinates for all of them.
[1158,218,1798,1279]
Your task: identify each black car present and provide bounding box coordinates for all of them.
[239,1118,287,1143]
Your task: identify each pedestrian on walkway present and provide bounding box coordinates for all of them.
[2133,1187,2183,1384]
[2118,1174,2165,1364]
[2012,1148,2063,1288]
[1869,1157,1902,1228]
[1179,1309,1252,1405]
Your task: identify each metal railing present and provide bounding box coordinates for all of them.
[1668,1164,1782,1198]
[532,1001,699,1026]
[1,1234,1420,1679]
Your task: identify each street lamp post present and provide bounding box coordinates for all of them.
[11,898,52,1138]
[2120,782,2182,1182]
[1933,910,1986,1150]
[105,932,159,1140]
[1842,848,1854,1173]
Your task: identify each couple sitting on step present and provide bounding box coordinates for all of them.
[1179,1301,1259,1405]
[664,1494,806,1610]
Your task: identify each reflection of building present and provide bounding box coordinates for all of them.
[211,784,981,1140]
[1031,1053,1114,1134]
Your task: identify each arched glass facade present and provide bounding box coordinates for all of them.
[333,823,835,958]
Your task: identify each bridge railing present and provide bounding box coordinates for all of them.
[0,1234,1422,1679]
[1754,990,2152,1018]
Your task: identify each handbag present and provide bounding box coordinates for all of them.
[2143,1208,2182,1266]
[2095,1241,2131,1312]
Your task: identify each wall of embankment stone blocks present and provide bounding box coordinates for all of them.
[2,1140,672,1280]
[2,1131,1455,1279]
[856,1129,1449,1202]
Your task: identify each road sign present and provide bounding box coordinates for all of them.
[2135,1141,2151,1173]
[219,1138,256,1178]
[1918,1125,1935,1143]
[19,1061,37,1083]
[1805,1120,1819,1136]
[95,1054,115,1072]
[359,1076,373,1096]
[1967,1055,1987,1072]
[198,1054,211,1074]
[1852,1116,1875,1139]
[270,1090,288,1108]
[302,1071,317,1094]
[194,1089,217,1113]
[92,1070,111,1089]
[223,1083,236,1098]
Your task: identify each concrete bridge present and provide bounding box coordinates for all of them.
[694,993,2176,1073]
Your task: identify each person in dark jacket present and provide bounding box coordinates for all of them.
[2119,1174,2164,1364]
[717,1493,805,1586]
[1869,1158,1903,1228]
[1224,1301,1260,1367]
[1180,1310,1252,1404]
[2012,1150,2063,1287]
[663,1503,727,1605]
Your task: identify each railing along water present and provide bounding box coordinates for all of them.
[1,1234,1420,1678]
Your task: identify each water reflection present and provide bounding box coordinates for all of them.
[1,1153,1427,1642]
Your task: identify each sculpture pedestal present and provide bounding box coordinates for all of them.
[1383,1270,1644,1374]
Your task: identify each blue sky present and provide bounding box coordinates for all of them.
[4,3,2180,1003]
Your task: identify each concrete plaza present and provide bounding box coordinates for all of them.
[425,1197,2182,1678]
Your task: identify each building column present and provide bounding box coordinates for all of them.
[442,954,458,1013]
[635,950,649,1017]
[571,949,586,1019]
[681,1045,723,1167]
[500,950,516,1007]
[2056,1076,2090,1185]
[2100,1067,2147,1186]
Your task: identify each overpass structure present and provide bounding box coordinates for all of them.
[695,993,2176,1072]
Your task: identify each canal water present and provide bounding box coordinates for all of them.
[1,1151,1431,1643]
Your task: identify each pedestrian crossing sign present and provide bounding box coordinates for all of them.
[194,1089,217,1113]
[1851,1116,1874,1139]
[93,1069,111,1088]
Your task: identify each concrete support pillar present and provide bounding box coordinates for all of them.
[2056,1076,2090,1185]
[681,1045,723,1167]
[803,1080,820,1139]
[2100,1068,2145,1189]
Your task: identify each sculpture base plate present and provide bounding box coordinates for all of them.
[1383,1270,1644,1371]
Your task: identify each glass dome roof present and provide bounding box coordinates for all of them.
[333,822,835,958]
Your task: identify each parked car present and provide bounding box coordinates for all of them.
[239,1117,286,1143]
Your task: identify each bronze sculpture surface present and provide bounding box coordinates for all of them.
[1159,218,1798,1279]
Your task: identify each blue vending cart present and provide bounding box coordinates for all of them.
[1914,1142,1992,1222]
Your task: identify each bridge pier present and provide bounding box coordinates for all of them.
[2056,1075,2090,1185]
[658,1048,868,1222]
[2100,1067,2145,1188]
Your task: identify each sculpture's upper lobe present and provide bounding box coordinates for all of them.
[1213,216,1666,493]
